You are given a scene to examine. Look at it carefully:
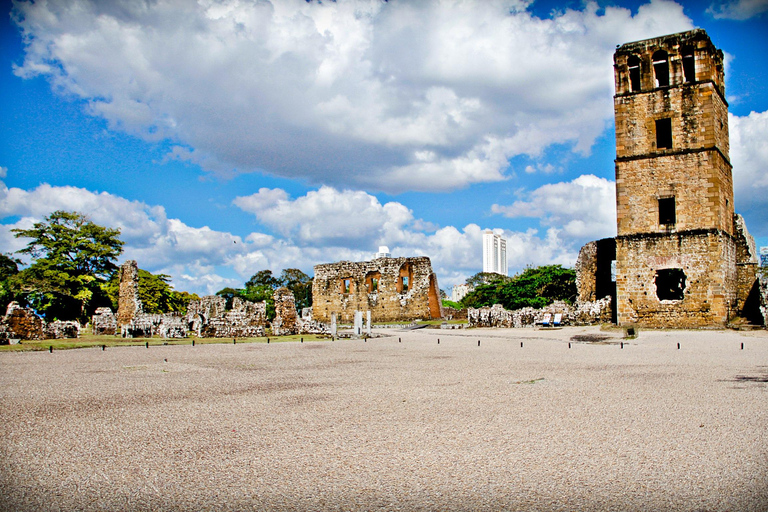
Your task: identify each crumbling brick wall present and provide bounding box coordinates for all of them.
[312,256,442,323]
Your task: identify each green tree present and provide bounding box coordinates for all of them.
[466,271,510,288]
[105,268,199,314]
[279,268,313,311]
[245,269,280,290]
[461,265,576,311]
[12,211,124,321]
[0,254,21,312]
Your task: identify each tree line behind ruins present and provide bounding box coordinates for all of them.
[1,210,576,325]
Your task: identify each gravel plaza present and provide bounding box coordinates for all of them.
[1,326,767,511]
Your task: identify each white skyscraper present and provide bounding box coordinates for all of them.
[482,230,507,276]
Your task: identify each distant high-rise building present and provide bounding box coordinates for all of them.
[761,247,768,267]
[482,230,507,276]
[375,246,391,259]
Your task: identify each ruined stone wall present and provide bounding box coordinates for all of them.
[733,214,760,321]
[186,296,267,338]
[759,273,768,326]
[92,307,116,335]
[312,256,442,323]
[575,238,616,303]
[116,260,142,327]
[272,287,298,336]
[615,230,736,327]
[468,298,612,328]
[44,321,80,339]
[1,302,44,341]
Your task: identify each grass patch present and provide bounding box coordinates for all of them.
[513,378,545,385]
[0,333,332,352]
[415,319,468,325]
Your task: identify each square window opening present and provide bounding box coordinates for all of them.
[659,197,676,225]
[656,118,672,149]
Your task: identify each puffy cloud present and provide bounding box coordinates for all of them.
[730,110,768,233]
[490,174,616,241]
[11,0,693,192]
[707,0,768,19]
[0,178,260,294]
[234,186,415,247]
[1,177,581,293]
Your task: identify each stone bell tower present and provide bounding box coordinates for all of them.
[612,29,737,327]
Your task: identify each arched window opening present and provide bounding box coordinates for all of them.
[652,50,669,87]
[682,47,695,83]
[365,271,381,294]
[627,55,641,92]
[396,263,413,294]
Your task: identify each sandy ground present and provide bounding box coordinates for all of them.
[0,325,767,511]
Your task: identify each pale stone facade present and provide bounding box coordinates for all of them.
[312,256,442,324]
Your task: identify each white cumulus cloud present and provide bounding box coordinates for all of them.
[490,174,617,241]
[11,0,693,192]
[707,0,768,19]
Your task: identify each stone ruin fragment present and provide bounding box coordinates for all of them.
[0,302,79,343]
[271,287,298,336]
[312,256,442,324]
[186,296,267,338]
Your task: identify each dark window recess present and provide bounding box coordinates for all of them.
[627,55,641,92]
[658,196,676,225]
[656,118,672,149]
[655,268,686,301]
[682,47,695,83]
[652,50,669,87]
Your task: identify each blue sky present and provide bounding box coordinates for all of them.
[1,0,767,295]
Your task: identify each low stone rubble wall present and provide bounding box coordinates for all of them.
[92,307,116,335]
[44,321,80,339]
[0,302,80,343]
[468,298,613,328]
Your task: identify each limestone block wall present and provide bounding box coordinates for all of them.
[615,230,737,327]
[312,256,442,323]
[616,151,733,236]
[613,29,725,99]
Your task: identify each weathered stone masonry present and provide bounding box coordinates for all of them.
[607,29,760,328]
[312,256,442,323]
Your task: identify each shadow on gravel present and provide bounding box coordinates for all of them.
[570,334,621,345]
[725,367,768,385]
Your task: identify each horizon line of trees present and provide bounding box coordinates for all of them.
[4,210,577,323]
[1,210,313,324]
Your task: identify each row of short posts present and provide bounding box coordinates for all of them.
[49,335,750,352]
